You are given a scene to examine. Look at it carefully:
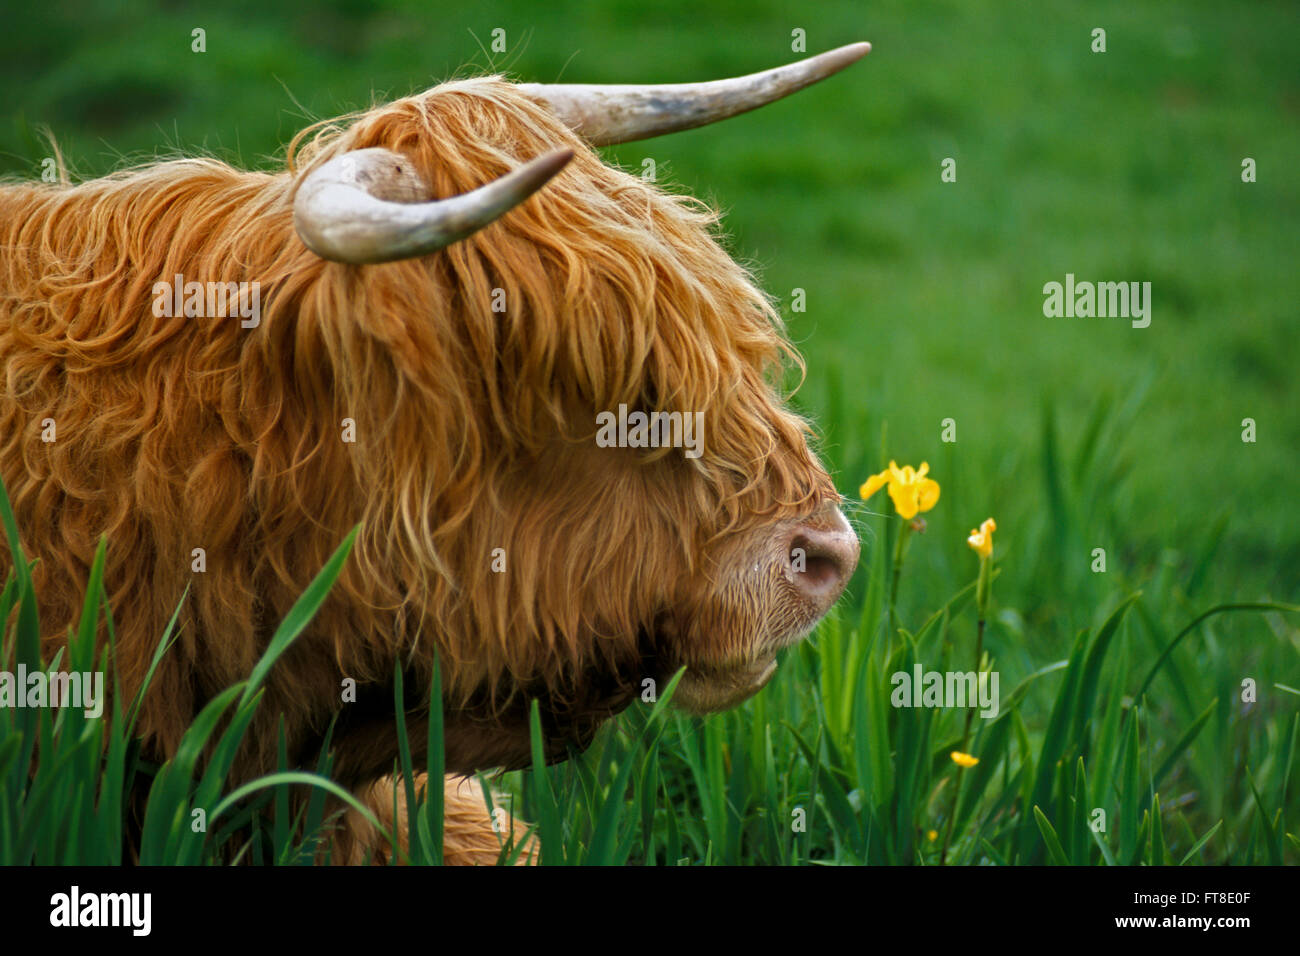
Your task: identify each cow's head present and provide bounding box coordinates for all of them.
[279,46,866,748]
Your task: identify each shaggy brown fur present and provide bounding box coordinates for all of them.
[336,774,535,866]
[0,76,840,862]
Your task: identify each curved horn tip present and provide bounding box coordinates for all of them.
[499,147,576,204]
[829,41,872,66]
[531,148,576,180]
[804,41,872,78]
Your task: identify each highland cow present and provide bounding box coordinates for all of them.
[0,44,867,863]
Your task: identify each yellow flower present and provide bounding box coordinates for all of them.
[860,461,941,520]
[927,829,939,842]
[950,751,979,768]
[967,517,997,559]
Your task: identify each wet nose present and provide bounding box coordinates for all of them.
[783,506,861,612]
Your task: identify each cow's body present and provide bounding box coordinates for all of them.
[1,53,865,862]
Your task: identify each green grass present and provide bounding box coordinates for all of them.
[2,0,1297,864]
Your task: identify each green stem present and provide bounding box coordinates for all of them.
[939,767,965,865]
[958,617,986,752]
[941,559,991,865]
[888,521,911,636]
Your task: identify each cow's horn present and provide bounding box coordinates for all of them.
[519,42,871,146]
[294,147,574,264]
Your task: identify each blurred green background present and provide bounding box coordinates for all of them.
[3,1,1296,644]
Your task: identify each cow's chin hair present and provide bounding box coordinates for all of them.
[671,656,780,714]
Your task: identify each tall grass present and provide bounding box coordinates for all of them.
[0,476,395,864]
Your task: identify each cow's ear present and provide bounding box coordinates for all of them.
[294,147,573,264]
[518,42,870,146]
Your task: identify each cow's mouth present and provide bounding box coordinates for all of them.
[664,612,824,714]
[641,613,781,714]
[651,503,861,715]
[670,655,780,714]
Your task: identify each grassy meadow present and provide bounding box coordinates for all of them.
[1,0,1297,864]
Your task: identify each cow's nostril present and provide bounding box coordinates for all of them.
[785,508,861,611]
[799,549,843,590]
